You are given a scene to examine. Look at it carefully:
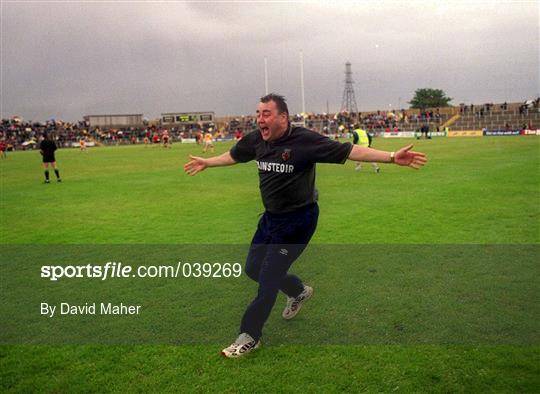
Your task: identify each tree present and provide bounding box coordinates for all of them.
[409,88,452,109]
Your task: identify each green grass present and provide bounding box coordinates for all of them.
[1,138,538,244]
[1,137,539,392]
[1,345,538,393]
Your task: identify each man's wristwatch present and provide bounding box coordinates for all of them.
[390,152,395,163]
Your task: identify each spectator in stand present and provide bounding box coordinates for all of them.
[234,129,243,141]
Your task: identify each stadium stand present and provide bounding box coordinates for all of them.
[449,100,540,131]
[1,99,538,150]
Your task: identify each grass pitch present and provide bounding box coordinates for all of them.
[1,137,539,392]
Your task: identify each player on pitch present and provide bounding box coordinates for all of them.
[40,133,62,183]
[184,93,427,358]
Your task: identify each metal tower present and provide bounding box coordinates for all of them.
[340,62,358,114]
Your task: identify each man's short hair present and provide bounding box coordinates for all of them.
[260,93,289,115]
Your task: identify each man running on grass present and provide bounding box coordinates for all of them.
[184,93,427,358]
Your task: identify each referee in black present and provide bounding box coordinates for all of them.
[40,133,61,183]
[184,94,427,358]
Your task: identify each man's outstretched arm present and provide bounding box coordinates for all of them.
[184,151,237,176]
[348,144,427,169]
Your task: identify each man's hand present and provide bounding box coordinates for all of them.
[184,155,208,176]
[183,151,237,176]
[394,144,427,169]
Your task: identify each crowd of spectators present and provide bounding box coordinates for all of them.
[459,98,539,117]
[2,99,537,150]
[357,109,442,131]
[0,109,463,150]
[0,118,86,150]
[519,98,540,115]
[298,108,443,135]
[0,117,230,150]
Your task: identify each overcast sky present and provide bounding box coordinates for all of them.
[1,0,538,122]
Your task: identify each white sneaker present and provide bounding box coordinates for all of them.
[282,285,313,320]
[221,333,260,358]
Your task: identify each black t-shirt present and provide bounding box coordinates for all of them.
[40,139,57,158]
[230,126,353,213]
